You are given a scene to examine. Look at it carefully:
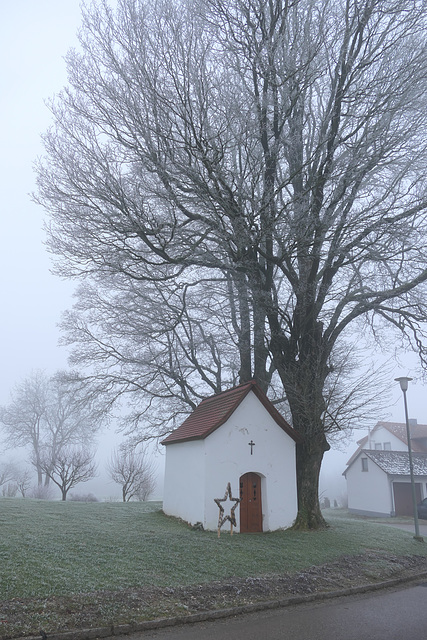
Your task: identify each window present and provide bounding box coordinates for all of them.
[361,458,368,472]
[383,442,391,451]
[374,442,382,450]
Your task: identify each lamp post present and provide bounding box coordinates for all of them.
[395,377,423,542]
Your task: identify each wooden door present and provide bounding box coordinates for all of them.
[239,472,263,533]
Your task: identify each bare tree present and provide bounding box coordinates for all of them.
[0,462,34,498]
[35,0,427,528]
[15,468,33,498]
[60,277,247,440]
[42,371,105,480]
[107,445,156,502]
[2,482,18,498]
[0,371,105,485]
[40,446,97,501]
[0,461,17,491]
[0,372,47,484]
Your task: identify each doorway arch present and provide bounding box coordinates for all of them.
[239,472,263,532]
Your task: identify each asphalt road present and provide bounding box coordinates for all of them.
[117,583,427,640]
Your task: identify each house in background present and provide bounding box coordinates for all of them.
[161,381,300,532]
[344,421,427,517]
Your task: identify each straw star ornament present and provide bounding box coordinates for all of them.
[214,482,241,536]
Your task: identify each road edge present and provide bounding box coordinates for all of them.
[14,570,427,640]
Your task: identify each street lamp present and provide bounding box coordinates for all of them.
[395,377,423,542]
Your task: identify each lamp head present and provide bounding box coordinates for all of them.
[395,376,413,392]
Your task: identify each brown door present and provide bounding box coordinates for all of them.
[393,482,422,516]
[239,472,263,533]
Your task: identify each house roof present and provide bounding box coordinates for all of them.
[161,380,300,445]
[359,450,427,476]
[373,421,427,450]
[346,420,427,466]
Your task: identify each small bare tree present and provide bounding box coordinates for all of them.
[40,447,97,501]
[107,445,156,502]
[15,468,33,498]
[0,462,17,491]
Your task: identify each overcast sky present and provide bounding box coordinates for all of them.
[1,1,426,500]
[0,1,82,405]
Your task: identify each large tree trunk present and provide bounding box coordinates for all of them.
[293,434,330,530]
[269,311,331,529]
[232,274,252,384]
[286,374,331,530]
[253,302,270,393]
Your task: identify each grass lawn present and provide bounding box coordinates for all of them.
[1,499,427,637]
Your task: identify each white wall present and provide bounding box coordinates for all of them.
[204,391,298,531]
[162,440,205,524]
[368,426,407,452]
[346,453,392,516]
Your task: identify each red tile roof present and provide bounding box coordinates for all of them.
[376,421,427,449]
[161,380,300,445]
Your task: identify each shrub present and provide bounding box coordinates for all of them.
[31,484,54,500]
[69,492,99,502]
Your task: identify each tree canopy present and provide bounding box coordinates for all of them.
[35,0,427,528]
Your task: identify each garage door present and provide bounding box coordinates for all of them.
[393,482,422,516]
